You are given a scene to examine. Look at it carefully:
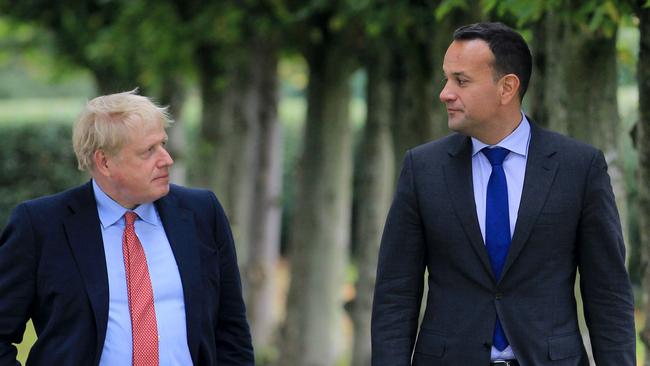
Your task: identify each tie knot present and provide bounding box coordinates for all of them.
[482,147,510,166]
[124,211,138,227]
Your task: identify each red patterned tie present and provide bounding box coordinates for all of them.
[123,211,159,366]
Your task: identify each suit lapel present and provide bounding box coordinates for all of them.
[443,136,495,280]
[500,124,559,281]
[155,192,202,364]
[63,181,109,362]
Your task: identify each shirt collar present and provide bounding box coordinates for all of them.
[92,179,159,229]
[471,112,531,157]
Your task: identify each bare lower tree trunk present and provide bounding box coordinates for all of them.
[528,16,548,127]
[195,44,255,267]
[636,2,650,364]
[92,64,141,96]
[565,33,624,229]
[390,43,435,170]
[430,3,483,138]
[542,16,624,366]
[390,5,481,170]
[544,17,626,250]
[195,44,235,196]
[279,45,355,366]
[244,41,282,353]
[159,77,187,186]
[197,43,283,353]
[350,47,394,366]
[228,53,262,270]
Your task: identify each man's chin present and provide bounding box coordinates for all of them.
[152,185,170,201]
[448,120,464,133]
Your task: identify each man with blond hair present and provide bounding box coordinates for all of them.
[0,90,254,365]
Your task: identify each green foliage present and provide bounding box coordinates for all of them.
[436,0,471,20]
[481,0,633,36]
[0,123,85,228]
[481,0,550,25]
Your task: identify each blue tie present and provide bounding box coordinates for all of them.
[483,147,511,351]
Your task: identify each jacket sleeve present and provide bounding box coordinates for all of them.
[0,204,36,366]
[209,192,255,365]
[577,150,636,365]
[371,151,427,366]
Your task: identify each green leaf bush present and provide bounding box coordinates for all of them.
[0,123,85,228]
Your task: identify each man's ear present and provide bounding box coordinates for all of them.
[93,150,111,177]
[499,74,520,105]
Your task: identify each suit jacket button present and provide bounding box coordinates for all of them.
[483,342,491,349]
[495,293,503,300]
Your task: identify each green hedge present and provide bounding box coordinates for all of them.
[0,123,85,228]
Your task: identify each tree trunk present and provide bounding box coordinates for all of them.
[390,42,436,170]
[636,2,650,364]
[227,51,262,270]
[195,44,255,266]
[568,32,627,246]
[279,44,355,366]
[542,16,624,366]
[350,46,395,366]
[243,41,283,354]
[196,43,283,353]
[195,44,235,197]
[528,16,548,127]
[430,3,483,138]
[390,5,481,170]
[544,17,627,252]
[159,77,187,186]
[92,65,141,95]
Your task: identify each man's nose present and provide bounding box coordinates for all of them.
[439,83,455,103]
[159,147,174,167]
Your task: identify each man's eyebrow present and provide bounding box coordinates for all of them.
[441,70,469,78]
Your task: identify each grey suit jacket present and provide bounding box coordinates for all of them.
[371,123,635,365]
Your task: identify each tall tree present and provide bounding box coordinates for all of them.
[278,3,361,364]
[541,4,629,258]
[350,46,395,366]
[241,37,283,354]
[636,2,650,364]
[390,0,482,173]
[117,0,192,184]
[172,0,285,353]
[389,1,438,171]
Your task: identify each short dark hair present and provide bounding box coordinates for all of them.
[453,22,532,101]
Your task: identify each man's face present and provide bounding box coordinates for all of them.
[103,124,173,208]
[440,39,502,138]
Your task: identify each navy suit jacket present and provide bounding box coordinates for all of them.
[0,182,254,365]
[371,124,635,365]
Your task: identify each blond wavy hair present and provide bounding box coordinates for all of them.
[72,89,172,171]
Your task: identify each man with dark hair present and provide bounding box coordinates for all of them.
[372,22,635,365]
[453,22,532,100]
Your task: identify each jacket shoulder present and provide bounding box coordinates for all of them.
[410,133,466,157]
[165,185,226,215]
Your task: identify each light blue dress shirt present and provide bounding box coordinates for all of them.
[470,113,531,361]
[93,180,193,365]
